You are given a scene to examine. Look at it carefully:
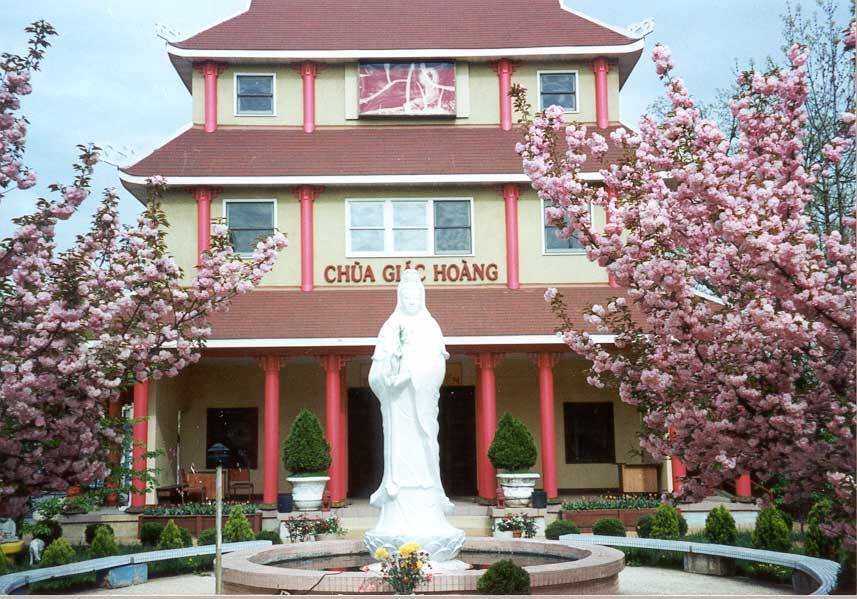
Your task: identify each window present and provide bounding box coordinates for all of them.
[206,408,258,469]
[564,402,615,463]
[235,74,275,115]
[347,199,472,256]
[539,71,578,112]
[543,199,585,253]
[225,200,275,255]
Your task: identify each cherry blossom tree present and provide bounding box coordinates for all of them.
[516,38,855,546]
[0,22,287,516]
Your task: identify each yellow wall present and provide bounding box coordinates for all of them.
[150,352,638,494]
[191,60,619,128]
[161,186,609,288]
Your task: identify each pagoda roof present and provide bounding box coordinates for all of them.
[166,0,644,90]
[119,124,628,200]
[202,285,634,354]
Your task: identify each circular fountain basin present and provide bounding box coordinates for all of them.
[222,537,624,595]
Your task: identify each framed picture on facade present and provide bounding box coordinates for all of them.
[206,407,258,469]
[358,62,456,116]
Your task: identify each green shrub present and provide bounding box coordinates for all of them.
[283,409,332,474]
[678,511,688,537]
[593,517,626,537]
[476,559,531,595]
[149,555,215,577]
[488,413,538,471]
[636,514,655,538]
[545,519,579,540]
[804,500,840,559]
[255,530,282,544]
[90,526,118,558]
[84,522,114,546]
[157,520,189,550]
[703,505,737,545]
[0,550,10,576]
[29,519,63,545]
[140,522,165,546]
[752,507,791,552]
[40,538,76,567]
[223,505,256,543]
[650,505,682,540]
[178,526,193,548]
[198,527,217,546]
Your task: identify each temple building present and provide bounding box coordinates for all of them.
[118,0,744,511]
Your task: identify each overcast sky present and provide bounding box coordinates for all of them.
[1,0,851,247]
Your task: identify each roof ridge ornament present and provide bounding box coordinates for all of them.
[155,23,182,43]
[98,144,138,169]
[625,18,655,39]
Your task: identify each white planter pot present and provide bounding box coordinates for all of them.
[492,529,514,539]
[316,532,338,541]
[496,473,540,507]
[287,475,330,511]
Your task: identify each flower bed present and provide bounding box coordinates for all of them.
[560,495,661,530]
[140,503,261,537]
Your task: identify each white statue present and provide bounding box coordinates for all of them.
[0,518,17,543]
[29,538,45,565]
[364,270,465,563]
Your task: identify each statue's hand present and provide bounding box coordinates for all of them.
[388,371,410,389]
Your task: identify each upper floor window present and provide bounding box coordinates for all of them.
[347,198,472,256]
[225,200,276,255]
[539,71,578,112]
[235,74,275,115]
[543,199,585,253]
[564,402,615,464]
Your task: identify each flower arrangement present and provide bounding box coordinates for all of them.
[496,514,537,538]
[314,516,348,538]
[374,542,432,594]
[282,514,315,543]
[561,494,661,511]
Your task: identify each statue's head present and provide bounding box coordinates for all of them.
[397,269,425,316]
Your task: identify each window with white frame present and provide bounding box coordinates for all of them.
[543,199,585,253]
[235,74,274,115]
[347,199,472,256]
[225,200,275,255]
[539,71,578,112]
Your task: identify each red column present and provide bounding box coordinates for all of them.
[300,63,318,133]
[496,59,514,131]
[476,353,498,499]
[736,474,752,498]
[131,381,149,508]
[198,62,224,133]
[669,428,686,495]
[536,353,559,498]
[606,187,619,288]
[592,58,610,129]
[294,186,318,292]
[501,184,520,290]
[321,355,346,502]
[261,356,281,505]
[193,187,212,264]
[339,367,348,498]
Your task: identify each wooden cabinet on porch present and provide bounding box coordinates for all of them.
[618,463,660,493]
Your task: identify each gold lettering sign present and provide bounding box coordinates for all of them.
[323,261,499,284]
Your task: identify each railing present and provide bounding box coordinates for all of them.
[560,533,840,595]
[0,540,270,595]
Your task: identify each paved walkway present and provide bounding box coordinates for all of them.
[75,567,794,595]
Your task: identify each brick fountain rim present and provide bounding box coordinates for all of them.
[222,537,625,595]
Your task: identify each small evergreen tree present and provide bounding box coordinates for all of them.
[704,505,737,545]
[0,550,10,575]
[223,505,256,543]
[805,500,840,559]
[157,520,187,550]
[636,514,655,538]
[140,522,164,546]
[488,413,537,471]
[255,530,282,544]
[40,538,75,567]
[90,526,118,558]
[476,559,530,595]
[650,505,681,540]
[283,409,332,475]
[197,527,217,546]
[84,523,114,546]
[752,507,791,552]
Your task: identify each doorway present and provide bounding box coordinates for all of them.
[347,386,477,498]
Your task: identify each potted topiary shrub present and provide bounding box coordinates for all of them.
[283,409,332,511]
[488,413,539,507]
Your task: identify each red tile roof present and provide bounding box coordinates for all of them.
[122,125,626,179]
[174,0,636,52]
[206,285,631,347]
